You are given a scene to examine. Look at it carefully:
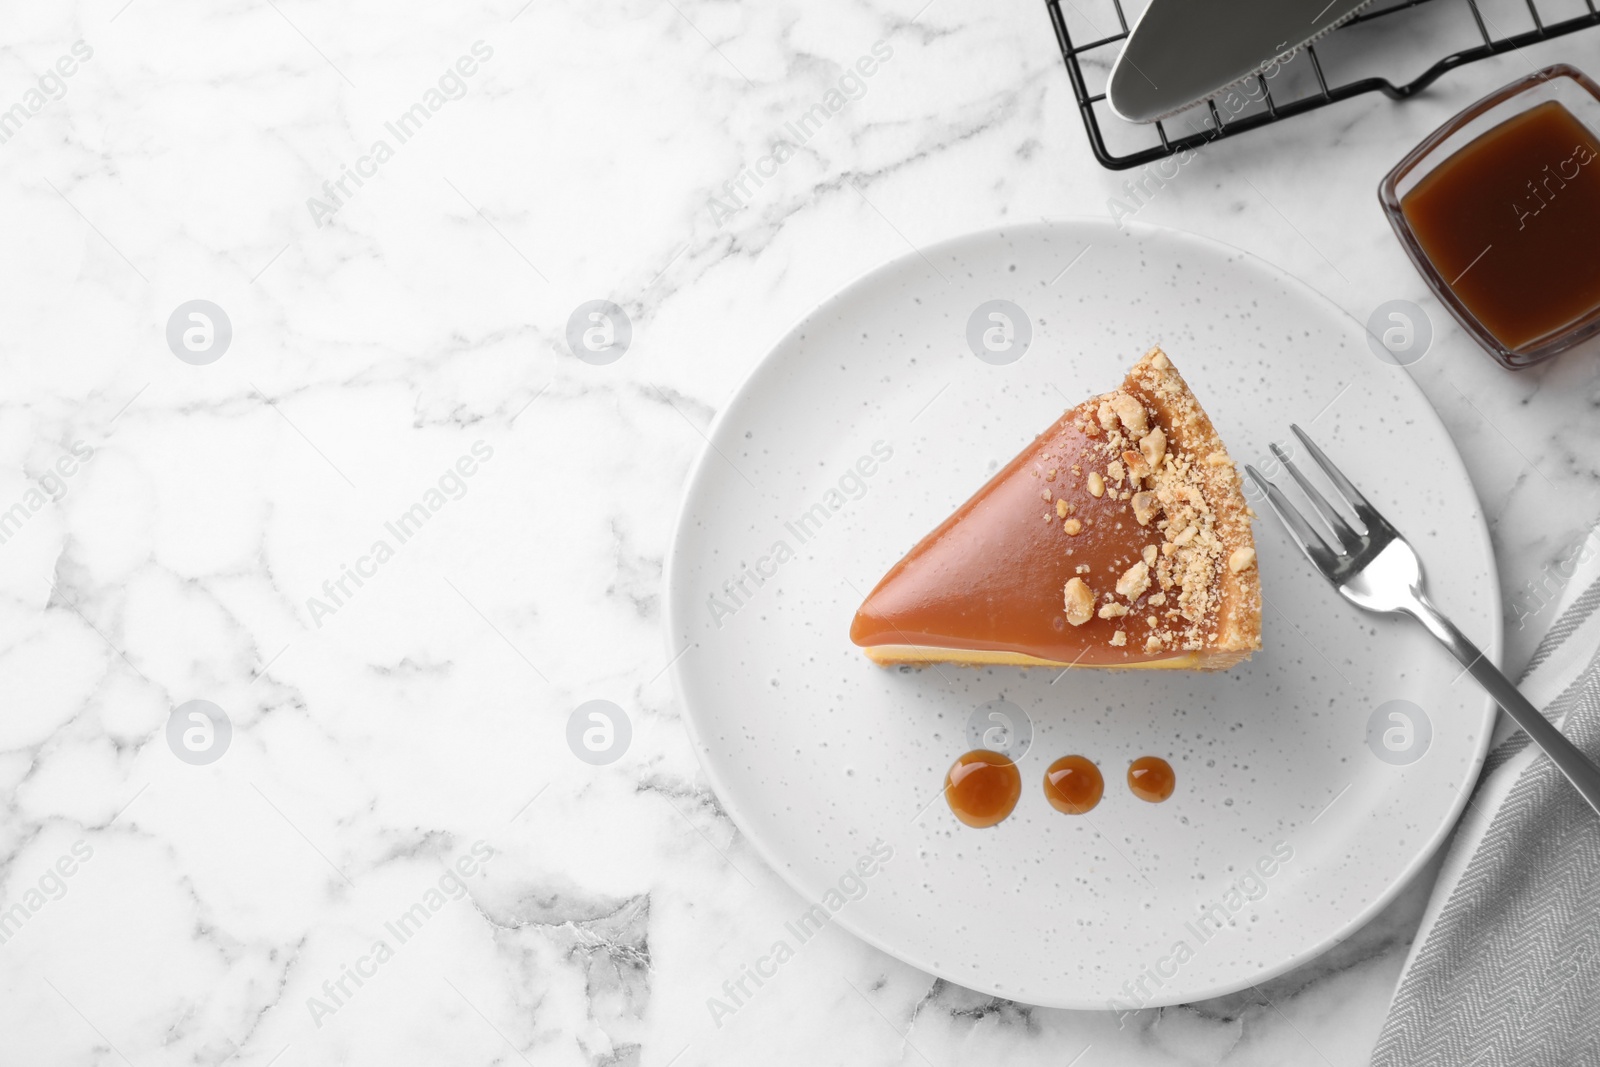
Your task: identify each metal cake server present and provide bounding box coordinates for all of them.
[1107,0,1375,123]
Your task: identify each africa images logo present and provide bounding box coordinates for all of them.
[305,441,495,627]
[706,41,893,225]
[306,41,495,228]
[705,441,892,629]
[304,841,495,1028]
[0,40,94,149]
[704,840,893,1028]
[1107,840,1295,1023]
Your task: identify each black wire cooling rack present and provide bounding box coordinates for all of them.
[1048,0,1600,169]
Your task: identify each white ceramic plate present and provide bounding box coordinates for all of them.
[664,220,1498,1009]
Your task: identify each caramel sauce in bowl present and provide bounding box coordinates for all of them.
[1399,99,1600,356]
[944,750,1022,828]
[1380,64,1600,367]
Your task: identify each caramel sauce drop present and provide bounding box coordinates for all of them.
[945,750,1022,828]
[1043,755,1104,814]
[1127,756,1176,802]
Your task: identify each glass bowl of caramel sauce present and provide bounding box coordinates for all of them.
[1380,64,1600,369]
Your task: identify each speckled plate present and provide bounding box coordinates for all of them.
[664,219,1498,1009]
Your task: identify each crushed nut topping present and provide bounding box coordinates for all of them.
[1035,347,1258,658]
[1140,428,1167,470]
[1063,577,1095,626]
[1097,399,1120,433]
[1111,394,1148,437]
[1117,561,1151,600]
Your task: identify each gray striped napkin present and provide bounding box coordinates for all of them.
[1372,533,1600,1066]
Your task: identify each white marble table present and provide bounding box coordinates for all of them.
[3,0,1598,1064]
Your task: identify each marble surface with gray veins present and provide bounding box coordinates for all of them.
[2,0,1598,1064]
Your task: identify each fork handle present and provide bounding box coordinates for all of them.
[1406,593,1600,816]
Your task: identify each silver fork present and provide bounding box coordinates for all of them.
[1247,425,1600,816]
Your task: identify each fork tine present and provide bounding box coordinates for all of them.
[1245,465,1340,573]
[1289,425,1391,532]
[1268,441,1364,551]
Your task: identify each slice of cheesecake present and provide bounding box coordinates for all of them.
[850,347,1261,670]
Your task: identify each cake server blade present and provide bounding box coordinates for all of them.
[1106,0,1374,124]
